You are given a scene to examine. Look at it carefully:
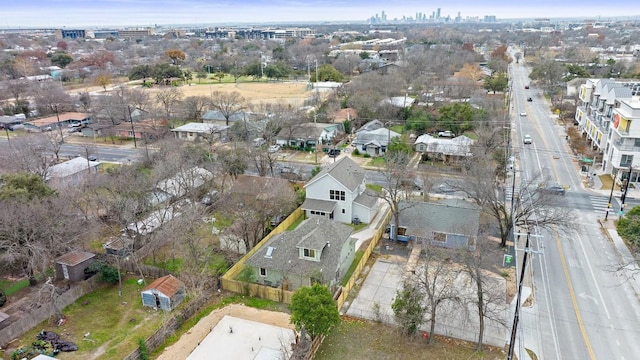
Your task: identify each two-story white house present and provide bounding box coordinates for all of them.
[576,79,640,183]
[302,157,377,224]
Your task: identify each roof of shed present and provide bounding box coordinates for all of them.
[143,275,185,297]
[56,251,95,266]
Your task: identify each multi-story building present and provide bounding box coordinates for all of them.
[576,79,640,183]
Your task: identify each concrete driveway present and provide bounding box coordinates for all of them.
[345,257,405,322]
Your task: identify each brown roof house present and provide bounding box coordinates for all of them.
[55,251,96,282]
[141,275,186,311]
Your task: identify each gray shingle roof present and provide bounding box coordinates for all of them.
[306,156,364,192]
[399,199,480,238]
[353,128,400,147]
[301,198,338,213]
[354,189,378,209]
[245,218,353,277]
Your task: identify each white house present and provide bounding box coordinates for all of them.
[352,127,400,157]
[302,157,377,224]
[171,122,229,142]
[414,134,474,163]
[46,156,100,189]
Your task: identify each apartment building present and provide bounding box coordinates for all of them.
[576,79,640,183]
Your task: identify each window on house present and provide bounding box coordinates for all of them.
[329,189,345,201]
[634,138,640,148]
[128,130,134,137]
[259,268,267,277]
[342,209,345,214]
[621,154,634,167]
[303,248,316,258]
[433,232,447,243]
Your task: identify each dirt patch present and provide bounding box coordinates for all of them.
[155,303,293,360]
[153,81,314,107]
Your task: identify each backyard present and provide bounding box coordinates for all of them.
[3,276,170,360]
[315,317,506,360]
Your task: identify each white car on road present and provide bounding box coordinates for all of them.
[520,111,527,117]
[268,145,281,153]
[523,134,532,144]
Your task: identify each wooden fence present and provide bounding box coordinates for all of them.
[0,277,101,347]
[335,209,391,309]
[220,207,303,303]
[122,291,211,360]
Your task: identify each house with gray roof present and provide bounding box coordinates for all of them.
[171,122,229,142]
[302,157,378,224]
[396,198,480,250]
[244,217,356,290]
[46,156,100,189]
[414,134,474,164]
[352,127,400,157]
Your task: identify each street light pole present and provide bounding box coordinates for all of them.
[605,171,617,221]
[620,166,633,213]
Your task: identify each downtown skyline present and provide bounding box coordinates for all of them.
[1,0,639,28]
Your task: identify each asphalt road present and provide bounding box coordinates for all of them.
[511,60,640,360]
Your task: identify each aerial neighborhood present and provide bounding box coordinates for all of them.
[1,11,640,360]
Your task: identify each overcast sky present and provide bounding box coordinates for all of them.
[1,1,638,28]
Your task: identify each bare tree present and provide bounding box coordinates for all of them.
[377,151,423,240]
[462,153,576,247]
[411,245,462,344]
[461,239,509,351]
[2,136,56,180]
[33,81,72,116]
[180,95,210,123]
[155,86,183,122]
[210,91,246,126]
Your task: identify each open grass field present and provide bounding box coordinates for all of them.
[315,317,506,360]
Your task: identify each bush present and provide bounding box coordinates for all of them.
[88,262,120,285]
[353,149,360,156]
[617,206,640,247]
[363,153,370,158]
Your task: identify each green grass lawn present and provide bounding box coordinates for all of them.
[11,276,170,360]
[367,157,386,167]
[315,318,505,360]
[366,184,383,193]
[0,278,30,296]
[340,250,364,286]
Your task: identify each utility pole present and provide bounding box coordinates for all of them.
[127,105,137,149]
[54,104,64,143]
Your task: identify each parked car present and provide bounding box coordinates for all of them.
[328,148,341,157]
[434,184,455,193]
[268,145,281,153]
[437,130,455,138]
[270,215,286,227]
[520,112,527,117]
[252,138,266,147]
[523,134,532,144]
[540,184,566,196]
[88,155,98,161]
[525,85,530,89]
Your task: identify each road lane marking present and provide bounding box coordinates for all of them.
[555,230,597,360]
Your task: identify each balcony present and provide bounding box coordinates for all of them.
[614,140,640,152]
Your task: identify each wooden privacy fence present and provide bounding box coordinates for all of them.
[335,209,391,309]
[0,276,101,347]
[221,207,303,303]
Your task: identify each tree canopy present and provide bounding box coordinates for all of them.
[50,52,73,68]
[290,283,340,340]
[0,173,56,201]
